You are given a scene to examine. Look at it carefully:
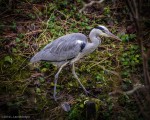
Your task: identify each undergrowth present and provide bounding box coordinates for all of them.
[0,0,143,119]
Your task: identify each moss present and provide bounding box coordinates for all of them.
[1,55,30,79]
[0,55,30,95]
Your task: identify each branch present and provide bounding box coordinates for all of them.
[25,29,43,36]
[126,84,145,95]
[109,84,145,96]
[79,0,104,13]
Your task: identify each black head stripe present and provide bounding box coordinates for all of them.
[95,26,105,31]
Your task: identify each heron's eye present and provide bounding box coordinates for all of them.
[102,30,106,33]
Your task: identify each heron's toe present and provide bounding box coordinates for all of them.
[54,95,62,101]
[85,90,90,95]
[54,97,57,101]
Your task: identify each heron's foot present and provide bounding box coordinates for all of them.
[53,94,62,101]
[85,90,98,98]
[84,90,90,96]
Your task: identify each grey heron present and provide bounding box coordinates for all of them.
[30,25,121,101]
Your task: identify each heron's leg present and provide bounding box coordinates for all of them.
[72,63,89,95]
[54,62,68,101]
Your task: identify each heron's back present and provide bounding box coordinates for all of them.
[30,33,88,63]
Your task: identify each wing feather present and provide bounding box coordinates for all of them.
[30,33,87,62]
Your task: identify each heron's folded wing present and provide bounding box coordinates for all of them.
[30,33,87,62]
[41,39,86,62]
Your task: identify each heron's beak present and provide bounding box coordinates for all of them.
[108,32,122,41]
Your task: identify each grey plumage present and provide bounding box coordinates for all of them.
[30,25,121,101]
[30,33,87,65]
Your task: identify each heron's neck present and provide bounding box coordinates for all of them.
[89,29,101,45]
[80,29,101,56]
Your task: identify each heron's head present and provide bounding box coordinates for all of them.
[95,25,121,41]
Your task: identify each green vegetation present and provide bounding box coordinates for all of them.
[0,0,145,119]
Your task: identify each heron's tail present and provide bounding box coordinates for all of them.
[30,52,42,63]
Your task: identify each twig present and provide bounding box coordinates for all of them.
[109,84,145,96]
[98,64,122,81]
[79,0,105,13]
[88,58,108,68]
[25,29,43,36]
[126,84,145,95]
[2,30,43,39]
[3,33,17,38]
